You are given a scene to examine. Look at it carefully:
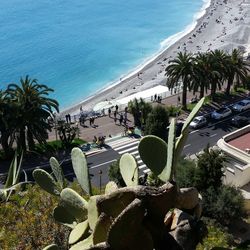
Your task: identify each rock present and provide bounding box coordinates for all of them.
[176,187,199,210]
[169,209,207,250]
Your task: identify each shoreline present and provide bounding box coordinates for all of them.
[61,0,249,117]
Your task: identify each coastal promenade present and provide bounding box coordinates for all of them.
[48,90,197,143]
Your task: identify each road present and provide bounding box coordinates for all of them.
[2,108,249,189]
[86,109,250,187]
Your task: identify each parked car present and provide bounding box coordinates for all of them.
[189,116,207,129]
[232,99,250,112]
[211,107,232,120]
[231,115,249,128]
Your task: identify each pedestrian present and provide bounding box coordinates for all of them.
[92,117,95,126]
[115,105,118,112]
[154,94,157,101]
[68,114,71,123]
[114,110,117,119]
[89,117,92,126]
[119,114,123,126]
[108,108,111,117]
[65,114,68,123]
[114,116,117,124]
[80,106,83,112]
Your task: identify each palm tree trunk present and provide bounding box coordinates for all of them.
[182,82,187,110]
[27,128,35,150]
[199,84,204,99]
[1,131,12,158]
[225,77,233,95]
[19,128,26,152]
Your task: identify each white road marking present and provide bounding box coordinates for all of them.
[189,129,199,134]
[119,146,139,154]
[184,144,191,148]
[90,159,116,169]
[114,140,139,151]
[209,133,217,138]
[139,164,146,170]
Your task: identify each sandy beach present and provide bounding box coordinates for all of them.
[61,0,250,117]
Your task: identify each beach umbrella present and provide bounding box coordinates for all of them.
[93,100,118,112]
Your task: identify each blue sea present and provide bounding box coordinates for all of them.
[0,0,207,110]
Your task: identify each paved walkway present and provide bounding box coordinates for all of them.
[48,90,199,143]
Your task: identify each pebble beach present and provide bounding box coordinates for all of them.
[61,0,250,117]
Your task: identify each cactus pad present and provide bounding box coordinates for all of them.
[71,147,91,195]
[32,169,60,196]
[50,157,64,189]
[119,153,138,187]
[93,213,113,245]
[87,195,101,230]
[104,181,118,194]
[69,234,93,250]
[42,244,59,250]
[60,188,88,221]
[98,190,135,219]
[53,205,77,228]
[138,135,168,175]
[69,220,90,245]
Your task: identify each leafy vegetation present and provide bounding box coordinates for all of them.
[0,76,59,158]
[144,105,169,140]
[0,185,70,249]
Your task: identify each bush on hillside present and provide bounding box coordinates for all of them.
[202,185,246,225]
[0,185,70,249]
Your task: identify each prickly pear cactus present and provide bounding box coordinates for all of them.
[138,135,168,175]
[119,153,138,187]
[32,169,60,196]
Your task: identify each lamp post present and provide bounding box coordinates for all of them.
[99,170,102,193]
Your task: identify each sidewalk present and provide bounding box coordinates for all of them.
[48,88,249,143]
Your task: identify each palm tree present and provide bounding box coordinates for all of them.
[6,76,59,152]
[165,52,194,109]
[191,52,211,99]
[224,49,249,94]
[0,90,17,157]
[208,50,227,99]
[128,98,152,127]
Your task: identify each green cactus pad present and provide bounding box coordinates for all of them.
[175,97,205,167]
[50,157,64,189]
[69,220,90,245]
[159,119,176,182]
[69,234,93,250]
[71,147,92,195]
[42,244,59,250]
[104,181,118,194]
[119,153,138,187]
[99,190,135,219]
[107,198,153,250]
[93,213,113,245]
[53,205,77,228]
[138,135,168,175]
[32,169,60,196]
[87,195,101,230]
[61,188,88,221]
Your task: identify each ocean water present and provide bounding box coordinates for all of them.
[0,0,205,110]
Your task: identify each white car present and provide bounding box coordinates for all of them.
[211,107,232,120]
[232,99,250,112]
[189,116,207,129]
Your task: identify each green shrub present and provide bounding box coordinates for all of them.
[0,185,70,249]
[165,105,181,117]
[176,157,197,188]
[202,185,245,225]
[196,219,232,250]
